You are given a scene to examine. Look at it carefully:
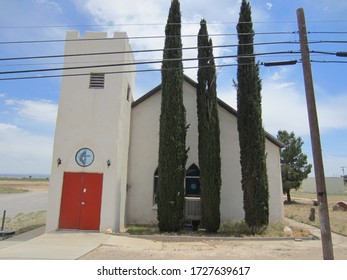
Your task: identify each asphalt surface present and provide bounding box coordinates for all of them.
[0,191,48,217]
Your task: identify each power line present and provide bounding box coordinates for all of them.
[1,47,345,78]
[6,55,347,81]
[309,40,347,44]
[0,41,300,62]
[0,21,297,29]
[308,31,347,34]
[4,47,343,73]
[2,56,346,82]
[0,51,300,76]
[1,32,346,47]
[0,63,240,81]
[0,60,300,81]
[2,39,346,63]
[2,50,302,68]
[1,20,347,29]
[0,31,298,45]
[2,40,346,63]
[310,60,347,63]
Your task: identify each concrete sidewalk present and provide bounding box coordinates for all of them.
[0,228,108,260]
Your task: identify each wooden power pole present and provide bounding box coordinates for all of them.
[297,8,334,260]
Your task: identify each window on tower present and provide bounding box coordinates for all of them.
[127,85,131,101]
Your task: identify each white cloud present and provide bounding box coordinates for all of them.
[0,123,53,174]
[262,79,309,135]
[75,0,232,81]
[76,0,167,70]
[266,3,273,10]
[5,99,58,125]
[261,74,347,136]
[316,94,347,131]
[0,99,57,174]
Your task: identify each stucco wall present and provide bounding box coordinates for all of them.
[127,78,284,225]
[46,31,135,233]
[302,177,345,195]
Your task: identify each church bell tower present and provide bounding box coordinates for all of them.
[46,31,135,233]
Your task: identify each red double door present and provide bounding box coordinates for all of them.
[59,172,103,230]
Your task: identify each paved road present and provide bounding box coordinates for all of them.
[0,191,48,218]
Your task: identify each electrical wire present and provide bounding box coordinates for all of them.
[308,31,347,34]
[309,40,347,44]
[310,60,347,64]
[3,40,346,63]
[0,41,300,62]
[0,29,346,46]
[0,51,300,75]
[1,46,345,80]
[0,21,297,29]
[1,19,347,29]
[0,27,344,81]
[0,31,298,45]
[2,51,302,68]
[0,62,260,81]
[3,55,347,82]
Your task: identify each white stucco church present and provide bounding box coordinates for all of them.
[46,31,284,233]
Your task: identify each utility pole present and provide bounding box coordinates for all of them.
[297,8,334,260]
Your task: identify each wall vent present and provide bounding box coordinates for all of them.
[89,73,105,89]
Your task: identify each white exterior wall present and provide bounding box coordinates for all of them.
[302,177,345,195]
[46,31,135,232]
[218,105,244,221]
[218,105,284,222]
[265,140,285,220]
[126,90,161,224]
[127,78,284,225]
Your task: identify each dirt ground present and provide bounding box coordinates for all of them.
[79,231,347,260]
[0,179,48,192]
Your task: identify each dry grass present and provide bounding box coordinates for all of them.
[284,189,347,236]
[0,178,48,235]
[0,186,28,194]
[1,211,46,235]
[126,221,312,238]
[0,178,49,193]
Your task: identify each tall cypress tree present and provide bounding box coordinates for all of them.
[236,0,269,232]
[197,19,221,232]
[157,0,186,232]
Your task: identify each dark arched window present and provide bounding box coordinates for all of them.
[185,164,201,197]
[153,164,201,205]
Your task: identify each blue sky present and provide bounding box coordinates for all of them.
[0,0,346,176]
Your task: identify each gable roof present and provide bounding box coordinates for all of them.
[132,75,283,148]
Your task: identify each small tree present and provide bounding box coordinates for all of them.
[197,19,222,232]
[157,0,186,232]
[236,0,269,233]
[277,130,312,202]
